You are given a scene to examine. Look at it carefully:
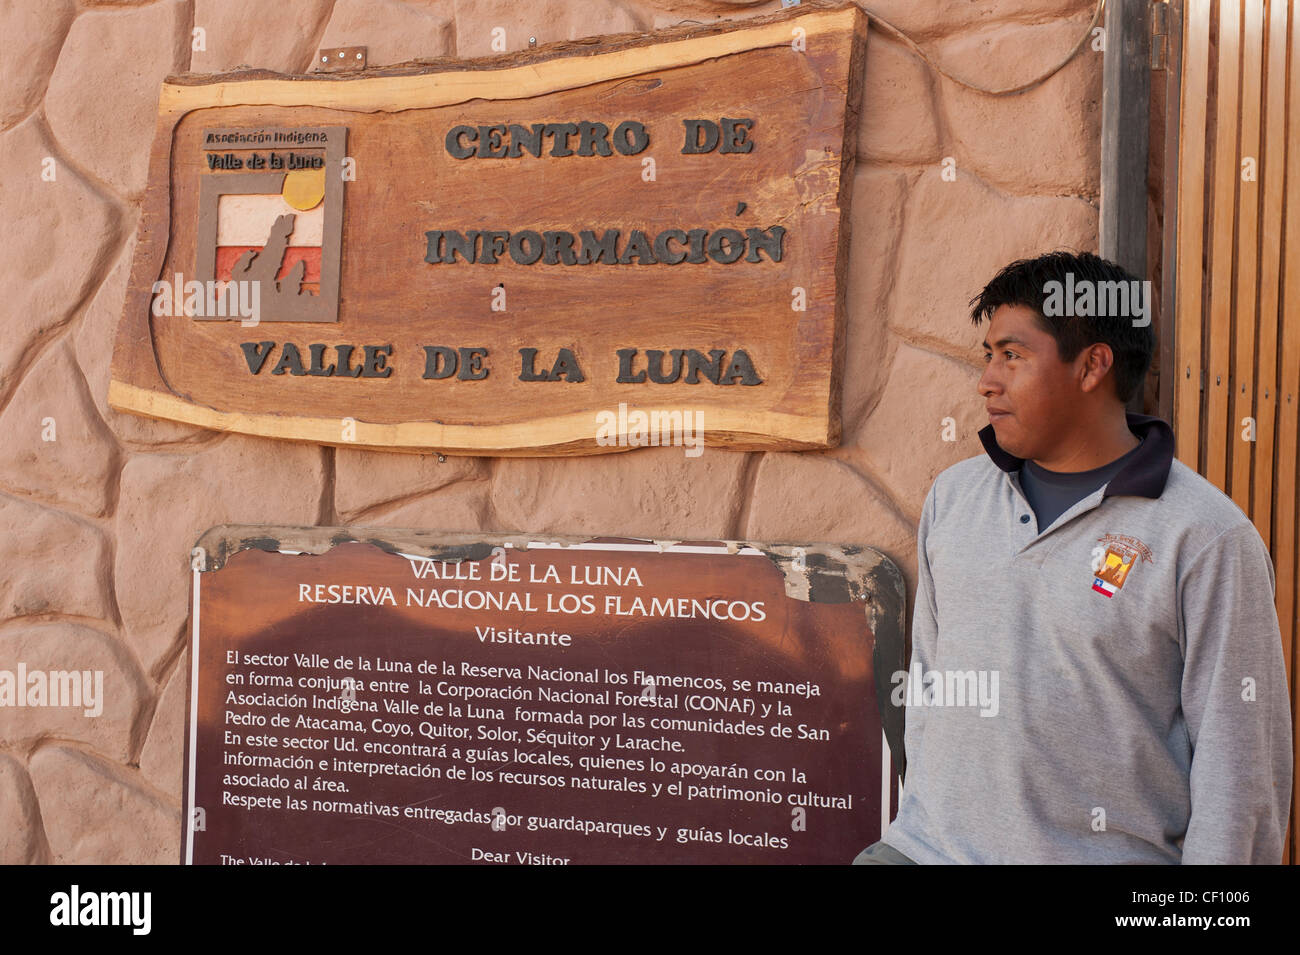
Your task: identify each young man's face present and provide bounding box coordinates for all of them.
[977,304,1088,460]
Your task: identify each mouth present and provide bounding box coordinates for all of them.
[987,409,1012,422]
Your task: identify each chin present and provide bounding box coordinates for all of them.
[990,419,1026,455]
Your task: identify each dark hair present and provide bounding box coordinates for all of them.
[968,250,1155,404]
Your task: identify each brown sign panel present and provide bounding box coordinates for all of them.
[182,525,904,865]
[110,2,868,455]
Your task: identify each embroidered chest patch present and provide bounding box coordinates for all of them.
[1091,534,1154,597]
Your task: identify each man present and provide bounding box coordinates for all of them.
[855,250,1292,864]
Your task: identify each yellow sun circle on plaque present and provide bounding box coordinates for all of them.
[282,168,326,211]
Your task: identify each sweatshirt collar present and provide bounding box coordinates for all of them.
[978,412,1175,499]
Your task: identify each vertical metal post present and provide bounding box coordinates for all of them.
[1157,0,1184,425]
[1100,0,1154,413]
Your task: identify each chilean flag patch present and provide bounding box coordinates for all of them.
[1092,577,1117,597]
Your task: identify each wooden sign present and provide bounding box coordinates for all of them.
[110,2,868,455]
[182,525,905,865]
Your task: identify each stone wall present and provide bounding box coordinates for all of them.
[0,0,1102,863]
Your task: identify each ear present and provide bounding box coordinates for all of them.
[1078,343,1115,394]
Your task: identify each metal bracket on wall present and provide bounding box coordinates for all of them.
[317,46,367,72]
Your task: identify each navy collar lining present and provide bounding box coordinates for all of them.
[978,412,1175,500]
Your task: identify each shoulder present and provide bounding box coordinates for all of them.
[1161,459,1255,537]
[928,453,1004,505]
[1157,460,1272,578]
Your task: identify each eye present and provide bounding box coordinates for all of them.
[1004,350,1017,360]
[982,352,992,363]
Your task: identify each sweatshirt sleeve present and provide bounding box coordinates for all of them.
[900,480,941,784]
[1178,522,1293,864]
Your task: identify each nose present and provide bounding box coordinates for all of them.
[977,360,1000,399]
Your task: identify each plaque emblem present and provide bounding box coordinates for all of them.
[194,126,347,322]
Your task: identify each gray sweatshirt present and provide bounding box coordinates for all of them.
[882,413,1293,864]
